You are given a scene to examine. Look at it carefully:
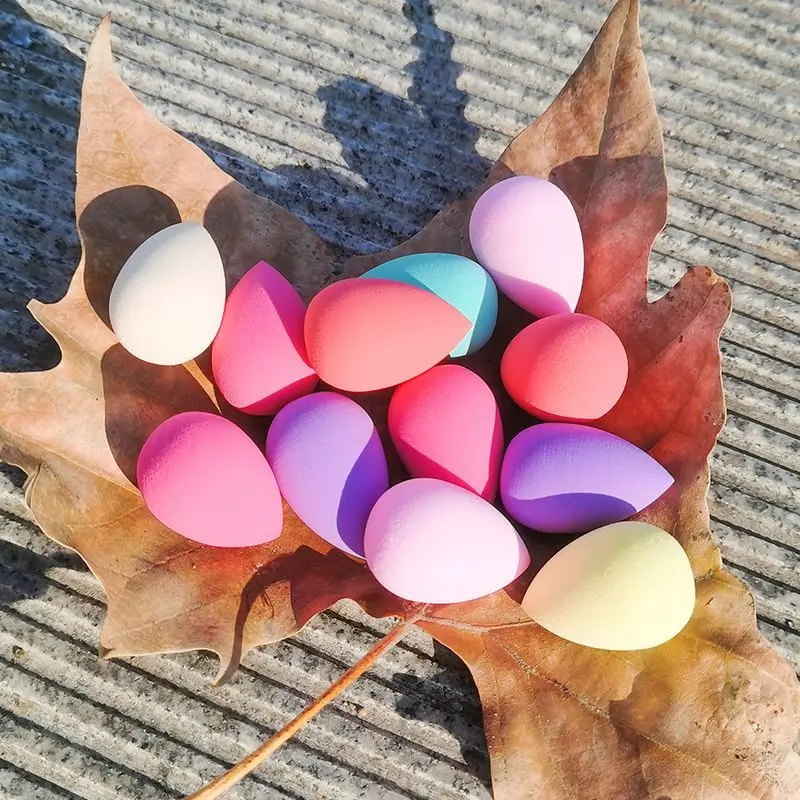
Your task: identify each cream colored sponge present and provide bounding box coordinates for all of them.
[521,521,695,650]
[110,222,225,366]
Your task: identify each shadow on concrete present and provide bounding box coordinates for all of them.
[0,3,83,373]
[392,638,492,788]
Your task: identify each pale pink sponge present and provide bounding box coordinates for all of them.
[364,478,530,603]
[502,313,628,422]
[137,411,283,547]
[266,392,389,558]
[211,261,317,415]
[304,278,471,392]
[469,176,584,317]
[388,365,503,500]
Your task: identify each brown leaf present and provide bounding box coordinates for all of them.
[0,15,395,676]
[0,2,797,799]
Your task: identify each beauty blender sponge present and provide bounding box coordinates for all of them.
[521,521,695,650]
[211,261,317,416]
[388,365,503,500]
[266,392,389,558]
[362,253,498,356]
[303,278,471,392]
[501,313,627,422]
[364,478,530,603]
[500,423,673,533]
[469,176,583,318]
[137,411,282,547]
[110,222,226,365]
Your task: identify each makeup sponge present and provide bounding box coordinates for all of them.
[388,365,503,500]
[501,313,627,421]
[137,411,282,547]
[362,253,498,356]
[501,423,673,533]
[304,278,471,391]
[364,478,530,603]
[266,392,389,558]
[469,176,583,317]
[521,521,695,650]
[110,222,226,365]
[211,261,317,415]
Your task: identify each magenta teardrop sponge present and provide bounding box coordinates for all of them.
[137,412,283,547]
[212,261,317,416]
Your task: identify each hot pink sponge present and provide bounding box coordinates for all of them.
[304,278,471,392]
[388,365,503,501]
[502,313,628,422]
[137,411,283,547]
[211,261,318,415]
[364,478,530,603]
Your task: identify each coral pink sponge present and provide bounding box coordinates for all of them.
[502,313,627,422]
[388,365,503,501]
[304,278,471,392]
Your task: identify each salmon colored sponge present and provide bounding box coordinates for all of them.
[304,278,471,392]
[501,313,628,422]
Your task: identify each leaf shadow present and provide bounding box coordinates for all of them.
[192,0,490,261]
[0,533,88,607]
[0,538,49,604]
[80,186,182,327]
[222,543,390,683]
[391,639,493,791]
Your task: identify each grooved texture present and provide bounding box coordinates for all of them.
[1,0,798,797]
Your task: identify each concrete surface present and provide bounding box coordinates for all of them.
[0,0,798,797]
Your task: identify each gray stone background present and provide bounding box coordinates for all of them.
[0,0,798,797]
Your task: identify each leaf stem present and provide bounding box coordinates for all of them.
[186,612,420,799]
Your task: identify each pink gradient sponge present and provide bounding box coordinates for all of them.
[469,176,584,317]
[137,411,283,547]
[501,313,628,422]
[211,261,317,415]
[364,478,531,604]
[304,278,471,392]
[388,365,503,501]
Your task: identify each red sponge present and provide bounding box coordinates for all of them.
[501,313,628,422]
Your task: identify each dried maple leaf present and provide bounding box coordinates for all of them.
[0,1,798,798]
